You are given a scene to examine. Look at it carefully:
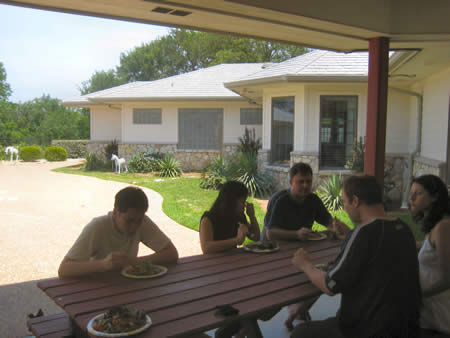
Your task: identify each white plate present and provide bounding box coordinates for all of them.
[243,241,280,253]
[121,264,168,279]
[87,312,152,337]
[305,232,327,241]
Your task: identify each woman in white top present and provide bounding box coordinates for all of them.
[409,174,450,337]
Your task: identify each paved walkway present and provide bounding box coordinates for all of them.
[0,159,202,337]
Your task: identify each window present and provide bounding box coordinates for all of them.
[240,108,262,125]
[133,108,161,124]
[178,108,223,150]
[319,96,357,169]
[271,97,294,164]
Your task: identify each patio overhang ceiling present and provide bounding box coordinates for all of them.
[2,0,450,52]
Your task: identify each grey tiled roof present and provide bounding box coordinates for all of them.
[242,50,369,80]
[64,63,266,105]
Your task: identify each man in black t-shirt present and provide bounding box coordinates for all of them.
[291,175,421,338]
[262,162,340,241]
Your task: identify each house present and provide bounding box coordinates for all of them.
[65,48,450,207]
[64,63,267,171]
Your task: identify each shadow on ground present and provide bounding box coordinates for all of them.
[0,279,63,338]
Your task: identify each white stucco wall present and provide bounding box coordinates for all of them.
[119,101,261,145]
[260,83,414,155]
[90,106,122,142]
[415,65,450,161]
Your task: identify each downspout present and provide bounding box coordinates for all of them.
[388,87,423,208]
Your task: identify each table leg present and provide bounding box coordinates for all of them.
[241,318,263,338]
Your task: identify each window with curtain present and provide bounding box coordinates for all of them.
[240,108,262,125]
[319,96,357,169]
[271,97,294,164]
[178,108,223,150]
[132,108,162,124]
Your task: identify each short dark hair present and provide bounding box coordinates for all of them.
[289,162,313,179]
[411,174,450,233]
[343,175,383,205]
[114,186,149,213]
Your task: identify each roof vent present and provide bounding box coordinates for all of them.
[262,63,272,69]
[170,10,191,16]
[152,7,172,14]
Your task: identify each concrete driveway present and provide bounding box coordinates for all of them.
[0,159,202,337]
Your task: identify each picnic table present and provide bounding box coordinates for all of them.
[36,237,342,337]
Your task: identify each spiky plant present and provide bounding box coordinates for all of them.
[316,174,343,211]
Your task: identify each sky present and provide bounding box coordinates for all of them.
[0,4,171,103]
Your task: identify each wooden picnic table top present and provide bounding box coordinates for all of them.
[38,238,342,337]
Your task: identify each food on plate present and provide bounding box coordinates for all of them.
[244,240,279,251]
[91,306,147,334]
[127,261,165,276]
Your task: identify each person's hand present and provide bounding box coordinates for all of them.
[331,217,349,235]
[245,202,255,218]
[236,223,249,245]
[296,227,312,240]
[292,248,311,270]
[102,252,130,271]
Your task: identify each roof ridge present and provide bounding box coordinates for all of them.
[294,50,328,74]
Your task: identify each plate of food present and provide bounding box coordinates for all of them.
[121,261,168,279]
[87,306,151,337]
[305,232,327,241]
[243,240,280,253]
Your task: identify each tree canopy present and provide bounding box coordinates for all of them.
[0,62,12,100]
[81,29,309,94]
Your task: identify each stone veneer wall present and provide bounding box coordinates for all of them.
[258,149,408,209]
[87,142,241,172]
[413,156,447,179]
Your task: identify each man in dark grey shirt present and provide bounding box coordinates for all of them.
[263,162,339,241]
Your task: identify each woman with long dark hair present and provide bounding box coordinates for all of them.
[409,174,450,336]
[200,180,260,254]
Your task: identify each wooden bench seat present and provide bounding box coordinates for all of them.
[27,312,73,338]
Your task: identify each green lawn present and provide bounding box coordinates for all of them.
[55,164,422,239]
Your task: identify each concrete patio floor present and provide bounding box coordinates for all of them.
[0,159,339,337]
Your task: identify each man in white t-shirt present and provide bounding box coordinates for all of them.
[58,186,178,278]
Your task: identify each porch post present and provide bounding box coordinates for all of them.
[364,37,389,189]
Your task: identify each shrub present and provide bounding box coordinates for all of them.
[44,146,68,161]
[52,140,88,158]
[316,174,343,212]
[104,139,118,170]
[229,151,273,198]
[200,156,229,190]
[128,152,164,173]
[237,127,262,154]
[19,145,42,162]
[157,154,183,177]
[345,136,365,172]
[85,152,104,171]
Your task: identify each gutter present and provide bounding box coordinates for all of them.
[388,86,423,209]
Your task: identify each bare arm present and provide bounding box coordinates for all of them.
[58,251,128,279]
[200,217,247,254]
[58,242,178,279]
[245,202,260,241]
[135,241,179,266]
[292,248,333,296]
[267,227,312,241]
[423,219,450,297]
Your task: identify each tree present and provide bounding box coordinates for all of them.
[79,69,124,95]
[82,29,309,92]
[0,62,12,100]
